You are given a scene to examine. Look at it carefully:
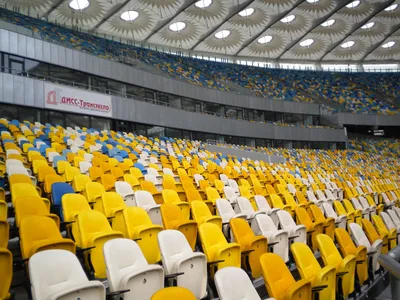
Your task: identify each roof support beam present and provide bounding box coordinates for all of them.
[360,25,400,61]
[276,0,354,60]
[234,0,307,56]
[190,0,256,51]
[318,0,396,61]
[42,0,66,18]
[143,0,199,42]
[90,0,131,32]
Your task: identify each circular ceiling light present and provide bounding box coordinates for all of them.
[257,35,273,44]
[382,41,395,48]
[169,21,186,32]
[361,22,375,29]
[281,14,296,23]
[195,0,212,9]
[120,11,139,22]
[306,0,319,3]
[238,8,255,17]
[385,4,398,11]
[300,39,314,47]
[69,0,90,10]
[321,19,335,27]
[215,30,231,39]
[346,0,360,8]
[341,41,355,48]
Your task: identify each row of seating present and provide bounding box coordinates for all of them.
[0,118,399,300]
[0,8,399,114]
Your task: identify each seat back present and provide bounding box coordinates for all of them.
[277,210,296,229]
[29,250,105,300]
[72,174,92,193]
[291,242,322,279]
[0,248,12,300]
[206,187,221,202]
[136,190,157,209]
[215,199,236,223]
[322,203,338,218]
[14,196,53,228]
[270,194,286,210]
[162,189,181,204]
[62,194,91,222]
[84,182,106,203]
[254,195,271,212]
[100,192,126,218]
[361,219,381,243]
[215,267,261,300]
[380,212,396,230]
[316,234,343,267]
[161,203,185,228]
[349,223,372,249]
[253,214,277,235]
[104,238,164,294]
[236,197,255,217]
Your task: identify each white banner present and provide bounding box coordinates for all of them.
[44,82,112,118]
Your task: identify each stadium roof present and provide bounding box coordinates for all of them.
[2,0,400,63]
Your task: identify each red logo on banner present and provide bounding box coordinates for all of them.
[46,90,57,105]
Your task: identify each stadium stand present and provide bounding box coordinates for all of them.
[1,117,399,299]
[0,8,399,115]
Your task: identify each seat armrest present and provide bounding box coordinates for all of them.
[287,279,311,298]
[288,235,300,241]
[367,251,377,256]
[50,281,105,299]
[311,285,328,292]
[336,272,348,277]
[356,260,365,265]
[207,260,225,266]
[241,249,255,256]
[295,224,307,231]
[165,272,184,279]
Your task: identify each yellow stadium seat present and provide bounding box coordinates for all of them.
[72,174,92,193]
[84,182,105,204]
[112,207,162,264]
[295,207,322,251]
[61,194,92,245]
[161,203,197,250]
[162,189,190,219]
[0,200,6,221]
[291,242,336,300]
[110,167,124,181]
[199,223,241,274]
[0,220,9,248]
[191,200,221,228]
[0,248,12,300]
[100,174,116,192]
[76,211,123,278]
[309,203,335,240]
[32,159,48,175]
[295,191,311,207]
[44,174,65,195]
[362,218,388,254]
[57,160,71,175]
[130,167,144,182]
[19,215,75,260]
[14,196,59,228]
[334,201,355,225]
[151,287,196,300]
[64,166,80,182]
[123,174,141,191]
[335,228,368,286]
[230,218,267,278]
[205,187,222,205]
[141,181,163,204]
[94,192,126,218]
[372,214,397,250]
[11,183,50,209]
[37,165,56,183]
[260,253,312,300]
[317,234,356,299]
[89,166,103,182]
[343,199,363,225]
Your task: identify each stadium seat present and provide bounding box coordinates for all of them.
[158,230,207,299]
[215,267,262,300]
[76,211,124,278]
[372,214,397,249]
[29,250,105,300]
[135,190,162,226]
[260,253,312,300]
[0,248,12,300]
[151,287,196,300]
[291,242,336,300]
[103,238,164,300]
[308,203,335,239]
[112,207,162,264]
[84,182,106,204]
[161,203,197,250]
[199,223,241,274]
[277,210,307,244]
[316,234,356,299]
[141,180,163,204]
[335,228,369,286]
[252,214,289,262]
[322,203,347,229]
[349,223,382,274]
[191,200,222,228]
[19,215,75,260]
[230,218,267,278]
[362,218,388,254]
[72,174,92,193]
[94,192,126,219]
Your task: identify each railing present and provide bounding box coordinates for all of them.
[2,66,337,130]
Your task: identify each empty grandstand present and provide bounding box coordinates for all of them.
[0,0,399,299]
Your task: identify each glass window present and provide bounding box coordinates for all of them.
[147,125,165,138]
[312,116,320,126]
[19,106,38,123]
[91,76,109,94]
[126,85,147,100]
[91,117,110,131]
[65,113,90,129]
[256,139,265,147]
[165,128,182,138]
[264,111,275,122]
[156,93,169,106]
[49,111,65,127]
[202,102,223,116]
[0,104,18,120]
[245,138,255,147]
[107,80,126,96]
[136,124,147,135]
[115,120,129,132]
[182,130,192,140]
